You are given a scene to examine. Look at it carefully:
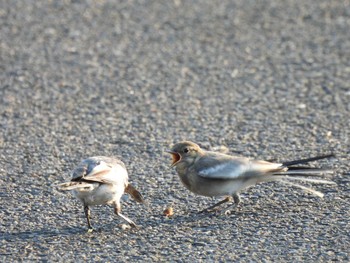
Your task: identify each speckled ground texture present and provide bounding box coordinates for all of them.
[1,0,350,262]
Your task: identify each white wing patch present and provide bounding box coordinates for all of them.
[198,160,284,180]
[199,163,247,179]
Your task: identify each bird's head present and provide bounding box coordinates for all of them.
[167,141,203,167]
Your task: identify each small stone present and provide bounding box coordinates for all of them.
[163,206,174,217]
[120,224,132,231]
[224,210,232,216]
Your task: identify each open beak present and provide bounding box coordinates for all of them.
[166,151,181,167]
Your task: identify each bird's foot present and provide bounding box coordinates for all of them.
[129,221,138,228]
[198,196,233,214]
[197,207,221,214]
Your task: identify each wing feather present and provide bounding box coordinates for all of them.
[198,162,247,179]
[197,155,283,180]
[71,157,128,185]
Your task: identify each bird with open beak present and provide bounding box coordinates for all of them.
[168,141,335,213]
[57,156,144,231]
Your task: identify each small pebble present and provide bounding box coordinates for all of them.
[120,224,132,231]
[163,206,174,217]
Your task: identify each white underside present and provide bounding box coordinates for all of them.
[188,178,262,197]
[72,164,128,206]
[74,183,125,206]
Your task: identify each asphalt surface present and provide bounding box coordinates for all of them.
[1,0,349,262]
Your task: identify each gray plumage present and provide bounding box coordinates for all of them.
[168,141,335,213]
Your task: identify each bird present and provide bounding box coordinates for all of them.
[57,156,144,231]
[167,141,335,213]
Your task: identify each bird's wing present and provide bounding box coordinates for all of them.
[72,157,127,185]
[197,154,283,180]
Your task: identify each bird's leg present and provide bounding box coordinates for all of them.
[232,193,241,205]
[84,205,93,232]
[113,202,137,228]
[198,196,233,214]
[222,193,241,214]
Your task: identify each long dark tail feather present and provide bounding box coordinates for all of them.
[287,166,325,170]
[282,153,335,167]
[268,154,336,198]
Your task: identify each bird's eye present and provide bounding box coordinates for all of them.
[183,148,189,153]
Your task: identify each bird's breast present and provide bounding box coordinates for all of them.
[175,165,195,189]
[74,183,124,206]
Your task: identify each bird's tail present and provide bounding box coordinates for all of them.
[125,184,144,204]
[271,154,336,198]
[272,175,336,198]
[56,181,93,191]
[281,153,335,167]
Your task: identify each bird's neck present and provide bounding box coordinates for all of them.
[175,155,201,188]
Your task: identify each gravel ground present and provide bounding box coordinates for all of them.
[1,0,349,262]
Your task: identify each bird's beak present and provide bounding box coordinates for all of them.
[166,150,181,167]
